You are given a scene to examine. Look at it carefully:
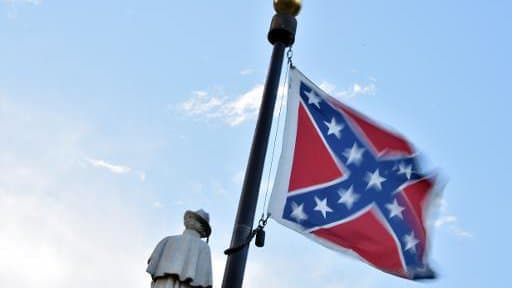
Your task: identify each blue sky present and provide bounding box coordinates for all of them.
[0,0,510,287]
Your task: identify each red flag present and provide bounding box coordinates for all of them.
[269,67,439,279]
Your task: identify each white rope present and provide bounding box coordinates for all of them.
[260,47,293,220]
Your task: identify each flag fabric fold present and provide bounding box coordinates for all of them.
[269,67,438,280]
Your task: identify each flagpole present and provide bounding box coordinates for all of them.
[222,1,301,287]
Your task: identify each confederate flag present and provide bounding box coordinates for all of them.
[269,67,439,280]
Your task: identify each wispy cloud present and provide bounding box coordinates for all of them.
[434,215,457,227]
[433,197,473,238]
[179,81,291,127]
[4,0,42,5]
[0,97,150,288]
[86,158,146,181]
[86,158,131,174]
[449,226,473,238]
[3,0,42,19]
[136,171,146,182]
[240,68,254,76]
[180,90,223,115]
[319,79,376,100]
[180,85,264,126]
[232,169,245,186]
[224,85,264,125]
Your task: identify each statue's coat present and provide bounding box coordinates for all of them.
[147,229,212,288]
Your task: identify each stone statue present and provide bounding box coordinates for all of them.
[147,209,213,288]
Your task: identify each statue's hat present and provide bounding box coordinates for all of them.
[185,209,212,238]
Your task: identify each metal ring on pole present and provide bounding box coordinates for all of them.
[268,14,297,46]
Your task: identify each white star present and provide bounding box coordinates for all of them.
[385,198,405,219]
[324,117,344,139]
[403,231,420,253]
[290,202,308,223]
[338,185,360,210]
[314,196,333,218]
[343,142,365,165]
[365,169,386,191]
[304,90,321,108]
[397,162,413,179]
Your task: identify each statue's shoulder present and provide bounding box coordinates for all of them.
[155,235,178,246]
[164,235,179,240]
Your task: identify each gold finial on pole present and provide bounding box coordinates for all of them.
[273,0,302,16]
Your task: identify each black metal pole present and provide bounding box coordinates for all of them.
[221,12,297,288]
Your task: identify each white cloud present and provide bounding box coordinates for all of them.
[24,0,41,5]
[86,158,146,182]
[180,85,264,126]
[223,85,264,126]
[211,252,227,287]
[449,226,473,238]
[181,90,224,116]
[435,197,448,211]
[179,81,290,127]
[137,171,146,182]
[433,197,473,238]
[0,97,151,288]
[319,81,336,95]
[87,158,132,174]
[3,0,41,19]
[4,0,42,5]
[434,215,457,227]
[0,194,71,286]
[0,190,150,288]
[232,169,245,186]
[240,68,254,76]
[319,79,376,100]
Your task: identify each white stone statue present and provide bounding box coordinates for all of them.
[147,209,213,288]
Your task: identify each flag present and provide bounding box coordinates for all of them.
[269,67,439,280]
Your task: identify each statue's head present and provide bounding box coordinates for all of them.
[184,209,212,238]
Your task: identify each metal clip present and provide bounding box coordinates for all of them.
[287,47,294,66]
